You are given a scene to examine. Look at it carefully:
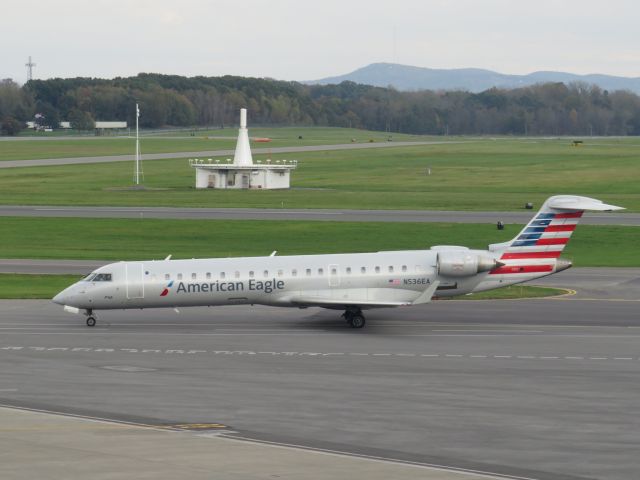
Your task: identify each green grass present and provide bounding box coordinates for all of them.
[0,217,636,266]
[0,274,81,299]
[0,137,637,211]
[1,127,422,161]
[452,285,568,300]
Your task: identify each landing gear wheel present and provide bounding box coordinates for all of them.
[349,313,366,329]
[86,316,96,327]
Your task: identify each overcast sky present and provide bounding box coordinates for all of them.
[2,0,638,84]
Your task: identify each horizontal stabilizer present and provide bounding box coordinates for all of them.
[547,195,624,211]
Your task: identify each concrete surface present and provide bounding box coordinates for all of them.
[0,406,497,480]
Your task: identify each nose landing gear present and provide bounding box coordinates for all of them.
[343,307,365,329]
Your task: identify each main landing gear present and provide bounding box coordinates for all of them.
[343,307,365,329]
[85,309,97,327]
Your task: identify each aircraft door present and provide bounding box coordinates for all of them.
[125,262,145,299]
[328,264,340,287]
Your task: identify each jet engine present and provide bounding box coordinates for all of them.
[437,251,501,277]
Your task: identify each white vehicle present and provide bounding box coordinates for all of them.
[53,195,622,328]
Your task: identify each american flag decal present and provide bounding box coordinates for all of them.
[388,279,400,285]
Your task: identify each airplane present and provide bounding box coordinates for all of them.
[53,195,623,328]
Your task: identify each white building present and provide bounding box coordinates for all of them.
[190,109,297,189]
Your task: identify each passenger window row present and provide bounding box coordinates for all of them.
[162,265,409,281]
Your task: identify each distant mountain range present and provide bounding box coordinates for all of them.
[308,63,640,94]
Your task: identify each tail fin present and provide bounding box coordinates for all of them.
[489,196,623,274]
[497,196,623,260]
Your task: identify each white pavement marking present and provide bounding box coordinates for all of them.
[1,345,639,364]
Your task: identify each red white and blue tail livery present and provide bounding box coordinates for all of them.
[53,195,623,329]
[476,195,624,290]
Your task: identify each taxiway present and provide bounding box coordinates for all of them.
[1,270,639,480]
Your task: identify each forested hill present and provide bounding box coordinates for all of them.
[2,73,640,136]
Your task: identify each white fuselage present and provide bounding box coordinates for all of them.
[53,248,558,312]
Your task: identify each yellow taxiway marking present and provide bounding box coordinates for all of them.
[171,423,228,430]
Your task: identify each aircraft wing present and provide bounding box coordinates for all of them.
[288,282,440,309]
[289,296,410,308]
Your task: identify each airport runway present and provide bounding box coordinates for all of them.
[0,140,455,168]
[0,205,637,225]
[1,269,639,480]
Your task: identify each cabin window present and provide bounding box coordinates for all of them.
[318,268,324,275]
[234,271,240,279]
[375,266,380,274]
[361,267,366,274]
[388,266,394,273]
[220,272,225,279]
[249,271,255,278]
[206,272,211,280]
[164,274,170,280]
[402,265,407,272]
[346,267,351,274]
[177,273,183,280]
[277,269,284,277]
[264,270,269,278]
[191,273,197,280]
[331,267,337,275]
[292,269,298,277]
[306,268,311,276]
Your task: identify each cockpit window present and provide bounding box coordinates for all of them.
[83,273,96,282]
[92,273,112,282]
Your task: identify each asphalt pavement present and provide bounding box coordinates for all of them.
[0,140,457,168]
[1,266,639,480]
[0,205,637,225]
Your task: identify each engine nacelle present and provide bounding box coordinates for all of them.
[437,251,500,277]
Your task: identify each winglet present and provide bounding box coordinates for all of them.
[412,281,440,305]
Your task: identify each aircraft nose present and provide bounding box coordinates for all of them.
[52,291,67,305]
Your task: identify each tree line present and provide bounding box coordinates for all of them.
[2,74,640,135]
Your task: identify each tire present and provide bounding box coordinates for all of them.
[86,317,96,327]
[350,314,365,329]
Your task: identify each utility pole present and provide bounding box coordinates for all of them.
[25,56,36,81]
[134,103,142,185]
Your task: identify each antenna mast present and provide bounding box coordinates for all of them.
[134,103,143,185]
[25,56,36,81]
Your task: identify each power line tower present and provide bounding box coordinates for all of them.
[25,56,36,81]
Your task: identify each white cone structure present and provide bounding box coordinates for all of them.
[190,108,295,189]
[233,108,253,166]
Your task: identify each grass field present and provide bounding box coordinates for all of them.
[0,217,636,266]
[0,274,81,299]
[0,137,637,211]
[0,127,422,161]
[450,285,567,300]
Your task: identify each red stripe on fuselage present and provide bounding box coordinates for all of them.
[501,251,562,259]
[490,264,554,275]
[554,211,584,219]
[544,225,576,232]
[535,238,569,246]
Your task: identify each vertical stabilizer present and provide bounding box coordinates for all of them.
[233,108,253,166]
[488,195,623,276]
